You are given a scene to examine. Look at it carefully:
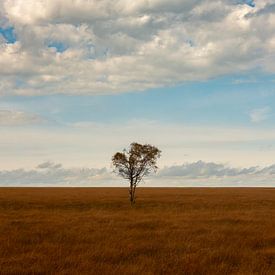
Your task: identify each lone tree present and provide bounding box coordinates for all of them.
[112,142,161,204]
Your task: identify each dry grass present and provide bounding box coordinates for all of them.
[1,188,275,274]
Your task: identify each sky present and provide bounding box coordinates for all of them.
[0,0,275,186]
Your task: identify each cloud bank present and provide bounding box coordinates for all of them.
[1,160,275,187]
[0,0,275,95]
[158,160,260,178]
[0,161,112,186]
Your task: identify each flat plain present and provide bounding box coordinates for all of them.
[0,187,275,274]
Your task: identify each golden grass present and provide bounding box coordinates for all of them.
[1,187,275,274]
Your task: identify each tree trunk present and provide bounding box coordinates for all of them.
[132,183,137,204]
[129,178,134,205]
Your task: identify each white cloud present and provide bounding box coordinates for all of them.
[152,160,275,186]
[0,109,45,125]
[37,161,62,170]
[0,0,274,95]
[249,106,272,123]
[158,160,260,178]
[1,160,275,186]
[0,161,113,186]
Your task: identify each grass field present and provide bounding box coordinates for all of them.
[1,188,275,274]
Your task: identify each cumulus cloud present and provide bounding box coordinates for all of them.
[0,0,274,95]
[153,160,275,186]
[37,161,62,170]
[1,160,275,186]
[158,160,261,178]
[0,109,45,125]
[249,106,272,123]
[0,161,113,186]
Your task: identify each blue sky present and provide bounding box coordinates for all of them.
[2,73,275,126]
[0,27,16,43]
[0,0,275,186]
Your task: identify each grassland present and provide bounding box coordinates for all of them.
[0,188,275,274]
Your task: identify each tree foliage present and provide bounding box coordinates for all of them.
[112,142,161,204]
